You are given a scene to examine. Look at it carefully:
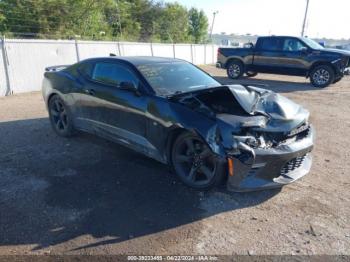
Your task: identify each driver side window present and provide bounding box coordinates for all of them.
[92,62,139,87]
[283,38,306,52]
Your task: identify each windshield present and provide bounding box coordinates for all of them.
[137,62,220,96]
[302,37,324,50]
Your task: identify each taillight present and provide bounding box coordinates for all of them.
[217,48,221,58]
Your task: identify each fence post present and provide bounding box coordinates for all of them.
[212,44,215,64]
[117,42,121,56]
[1,36,11,96]
[190,44,193,63]
[172,43,176,58]
[74,39,80,62]
[150,42,154,56]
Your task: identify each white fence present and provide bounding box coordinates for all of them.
[0,38,218,96]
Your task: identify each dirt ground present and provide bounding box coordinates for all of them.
[0,66,349,256]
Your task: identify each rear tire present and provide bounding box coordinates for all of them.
[310,65,335,88]
[226,60,244,79]
[48,95,75,137]
[171,132,225,190]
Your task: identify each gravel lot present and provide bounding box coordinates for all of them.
[0,66,349,255]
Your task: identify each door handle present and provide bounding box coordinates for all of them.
[84,89,96,96]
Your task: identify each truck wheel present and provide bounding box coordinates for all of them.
[226,60,244,79]
[333,77,342,84]
[310,65,335,88]
[246,71,258,77]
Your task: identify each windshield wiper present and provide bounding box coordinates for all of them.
[166,85,222,99]
[188,84,207,89]
[166,90,183,99]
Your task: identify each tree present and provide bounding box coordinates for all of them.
[0,0,44,36]
[188,8,208,44]
[158,3,190,43]
[0,0,113,39]
[137,0,163,42]
[108,0,143,41]
[0,0,209,43]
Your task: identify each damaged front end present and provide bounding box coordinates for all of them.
[226,124,314,192]
[172,85,315,191]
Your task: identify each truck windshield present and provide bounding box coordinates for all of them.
[302,38,324,50]
[137,62,220,96]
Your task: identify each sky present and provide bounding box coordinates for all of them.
[163,0,350,40]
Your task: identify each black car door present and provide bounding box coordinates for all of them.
[252,37,285,74]
[76,61,155,156]
[253,37,309,76]
[277,37,309,76]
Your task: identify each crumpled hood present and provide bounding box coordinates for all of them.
[228,85,307,121]
[172,85,309,132]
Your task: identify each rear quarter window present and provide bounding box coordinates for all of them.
[78,62,94,78]
[92,62,139,87]
[258,38,283,51]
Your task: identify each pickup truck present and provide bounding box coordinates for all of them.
[216,36,350,88]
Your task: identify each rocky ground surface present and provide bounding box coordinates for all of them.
[0,66,349,255]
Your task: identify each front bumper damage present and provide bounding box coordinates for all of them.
[172,84,315,192]
[344,67,350,76]
[226,125,315,192]
[332,58,350,78]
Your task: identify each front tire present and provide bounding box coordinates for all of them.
[171,132,225,190]
[226,60,244,79]
[310,65,335,88]
[333,77,342,84]
[48,95,75,137]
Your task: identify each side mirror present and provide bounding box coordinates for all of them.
[119,81,140,95]
[244,42,254,49]
[300,47,308,53]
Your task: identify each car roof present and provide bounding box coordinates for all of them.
[87,56,186,66]
[259,36,303,40]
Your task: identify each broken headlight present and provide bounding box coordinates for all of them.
[230,135,257,163]
[233,135,260,148]
[232,134,271,150]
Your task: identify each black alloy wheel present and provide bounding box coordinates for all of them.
[226,60,244,79]
[171,132,224,190]
[48,95,74,137]
[310,65,335,88]
[333,77,342,84]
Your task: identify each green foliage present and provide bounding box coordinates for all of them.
[0,0,113,39]
[158,3,190,43]
[0,0,209,43]
[188,8,209,44]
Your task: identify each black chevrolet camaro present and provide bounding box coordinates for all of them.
[42,56,314,191]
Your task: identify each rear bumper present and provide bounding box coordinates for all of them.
[216,62,223,68]
[226,125,315,192]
